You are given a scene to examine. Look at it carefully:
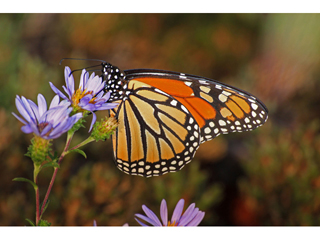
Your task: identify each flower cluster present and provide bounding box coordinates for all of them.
[13,66,117,139]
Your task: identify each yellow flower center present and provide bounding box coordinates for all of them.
[71,88,97,111]
[167,221,177,226]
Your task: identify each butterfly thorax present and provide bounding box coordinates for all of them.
[102,63,128,102]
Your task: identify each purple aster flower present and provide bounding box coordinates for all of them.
[135,199,205,226]
[12,94,82,139]
[49,66,118,131]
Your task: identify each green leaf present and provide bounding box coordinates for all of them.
[38,219,51,226]
[41,161,60,170]
[25,218,35,226]
[13,177,38,190]
[68,148,87,158]
[48,151,58,161]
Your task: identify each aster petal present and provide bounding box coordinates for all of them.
[21,125,34,134]
[178,204,198,226]
[185,211,205,226]
[49,120,68,138]
[63,112,82,132]
[86,76,102,93]
[102,91,111,101]
[47,107,70,130]
[78,95,92,107]
[37,94,47,117]
[29,122,40,136]
[49,95,61,109]
[82,103,96,112]
[160,199,168,226]
[171,199,185,224]
[48,109,73,137]
[12,112,28,125]
[22,97,38,125]
[59,99,71,107]
[62,112,82,130]
[134,217,149,227]
[20,96,36,123]
[51,107,71,127]
[39,106,63,125]
[93,79,106,94]
[15,96,31,122]
[49,82,68,100]
[62,85,72,99]
[28,100,40,121]
[88,112,97,132]
[142,205,162,226]
[40,122,53,136]
[134,214,160,226]
[64,66,75,96]
[95,90,104,99]
[94,102,118,111]
[88,71,96,81]
[53,113,82,136]
[79,69,89,91]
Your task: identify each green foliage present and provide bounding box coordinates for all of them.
[239,120,320,225]
[25,218,35,226]
[12,177,38,190]
[37,219,51,226]
[68,149,87,159]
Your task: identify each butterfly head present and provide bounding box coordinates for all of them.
[102,62,127,101]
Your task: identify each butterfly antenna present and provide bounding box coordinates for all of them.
[59,58,106,65]
[70,66,102,76]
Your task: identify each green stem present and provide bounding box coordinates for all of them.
[67,136,95,153]
[39,130,75,218]
[33,164,41,226]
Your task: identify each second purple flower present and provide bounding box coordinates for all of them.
[50,66,118,131]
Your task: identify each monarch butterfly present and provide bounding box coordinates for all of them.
[101,62,268,177]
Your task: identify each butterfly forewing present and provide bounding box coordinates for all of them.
[124,69,268,144]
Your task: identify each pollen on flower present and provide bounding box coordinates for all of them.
[167,221,177,226]
[72,89,92,107]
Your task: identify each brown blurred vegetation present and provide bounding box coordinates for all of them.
[0,13,320,226]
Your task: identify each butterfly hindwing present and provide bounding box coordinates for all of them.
[111,80,201,177]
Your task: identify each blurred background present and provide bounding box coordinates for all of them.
[1,13,320,226]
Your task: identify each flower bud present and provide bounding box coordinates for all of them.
[27,135,52,165]
[91,116,118,141]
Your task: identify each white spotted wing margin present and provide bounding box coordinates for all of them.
[110,80,201,177]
